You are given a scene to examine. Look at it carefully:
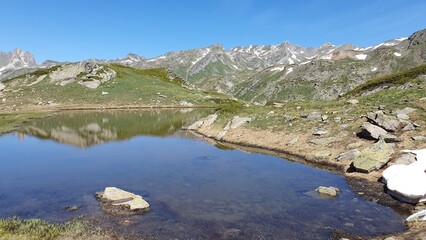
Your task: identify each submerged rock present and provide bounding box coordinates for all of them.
[96,187,149,214]
[316,186,340,198]
[352,139,394,173]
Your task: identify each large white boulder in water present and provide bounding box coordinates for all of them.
[382,149,426,203]
[99,187,150,210]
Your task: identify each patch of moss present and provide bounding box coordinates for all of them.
[345,64,426,96]
[0,218,102,240]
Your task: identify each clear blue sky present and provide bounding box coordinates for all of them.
[1,0,425,63]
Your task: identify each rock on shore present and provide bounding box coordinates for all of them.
[352,138,394,173]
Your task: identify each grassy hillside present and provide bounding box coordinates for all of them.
[0,64,232,108]
[345,64,426,96]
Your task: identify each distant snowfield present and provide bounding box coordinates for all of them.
[394,52,402,57]
[355,54,367,60]
[270,66,284,72]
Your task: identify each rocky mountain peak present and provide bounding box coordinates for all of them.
[408,28,426,48]
[0,48,37,76]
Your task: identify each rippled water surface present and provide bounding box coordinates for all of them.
[0,110,405,239]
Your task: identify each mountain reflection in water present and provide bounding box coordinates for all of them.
[17,109,211,147]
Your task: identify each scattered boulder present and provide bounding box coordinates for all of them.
[313,129,328,136]
[314,151,331,160]
[102,91,109,95]
[335,149,360,162]
[401,121,415,131]
[202,114,218,127]
[334,117,342,123]
[395,107,416,117]
[0,83,5,91]
[412,136,426,141]
[186,114,218,130]
[217,130,227,139]
[187,120,204,130]
[360,122,401,142]
[347,99,359,105]
[287,137,299,145]
[309,137,338,146]
[180,101,194,107]
[96,187,149,214]
[352,138,394,173]
[347,141,364,149]
[281,114,295,122]
[366,111,402,132]
[393,153,417,165]
[302,112,322,121]
[316,186,340,198]
[267,111,275,116]
[361,122,387,139]
[406,209,426,222]
[229,116,251,129]
[272,102,283,108]
[321,115,328,121]
[396,113,410,120]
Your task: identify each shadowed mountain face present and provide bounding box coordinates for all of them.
[17,109,212,147]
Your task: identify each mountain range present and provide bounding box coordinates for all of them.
[1,28,425,102]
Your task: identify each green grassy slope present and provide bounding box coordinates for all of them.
[1,64,232,107]
[345,64,426,96]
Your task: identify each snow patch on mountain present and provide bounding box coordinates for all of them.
[355,54,367,60]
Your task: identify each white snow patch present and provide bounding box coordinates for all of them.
[355,54,367,60]
[306,54,317,60]
[300,61,311,65]
[288,58,295,64]
[394,52,402,57]
[285,67,293,75]
[146,59,157,62]
[396,37,408,41]
[371,67,378,72]
[326,49,335,54]
[270,66,284,72]
[321,55,332,60]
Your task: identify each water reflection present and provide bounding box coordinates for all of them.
[17,109,211,147]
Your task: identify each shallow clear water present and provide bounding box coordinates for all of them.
[0,110,405,239]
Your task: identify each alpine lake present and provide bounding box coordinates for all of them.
[0,109,406,239]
